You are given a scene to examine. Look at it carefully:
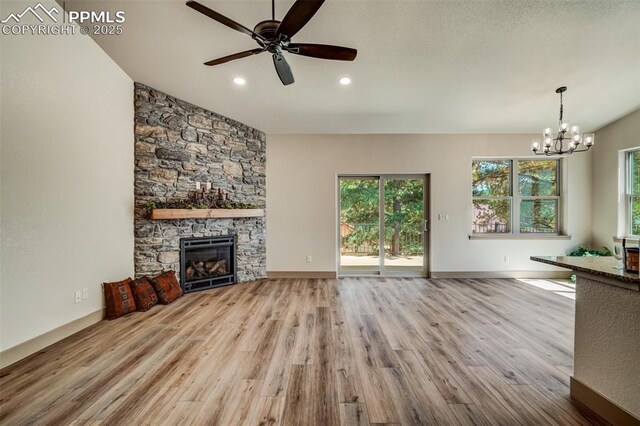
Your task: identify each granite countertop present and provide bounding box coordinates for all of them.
[531,256,640,285]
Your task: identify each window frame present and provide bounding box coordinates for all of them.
[472,158,562,236]
[626,149,640,237]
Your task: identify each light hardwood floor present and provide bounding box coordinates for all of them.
[0,278,603,425]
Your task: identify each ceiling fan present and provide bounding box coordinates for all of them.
[186,0,357,85]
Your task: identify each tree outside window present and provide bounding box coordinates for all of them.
[472,159,560,234]
[628,150,640,236]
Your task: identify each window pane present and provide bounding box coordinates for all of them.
[340,178,380,271]
[520,200,557,233]
[472,160,510,197]
[632,151,640,195]
[518,160,558,196]
[473,199,511,233]
[632,196,640,236]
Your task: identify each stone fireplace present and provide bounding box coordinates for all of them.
[133,83,266,283]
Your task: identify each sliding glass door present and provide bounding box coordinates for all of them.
[339,175,429,276]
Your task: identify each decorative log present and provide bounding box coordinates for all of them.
[185,266,195,279]
[189,261,207,278]
[205,259,227,274]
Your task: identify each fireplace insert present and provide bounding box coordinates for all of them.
[179,235,237,293]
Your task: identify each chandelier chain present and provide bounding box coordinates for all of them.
[559,91,563,124]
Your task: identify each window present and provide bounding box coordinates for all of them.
[626,150,640,236]
[472,159,560,234]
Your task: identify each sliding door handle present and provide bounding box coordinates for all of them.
[423,219,429,232]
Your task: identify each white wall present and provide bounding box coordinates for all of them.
[267,134,592,274]
[591,109,640,248]
[0,0,134,354]
[574,275,640,418]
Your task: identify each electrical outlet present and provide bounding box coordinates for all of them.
[195,182,201,190]
[82,288,88,300]
[504,255,510,263]
[206,182,212,190]
[306,255,312,263]
[438,214,450,221]
[74,291,82,304]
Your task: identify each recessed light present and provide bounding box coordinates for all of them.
[339,76,351,86]
[233,77,246,86]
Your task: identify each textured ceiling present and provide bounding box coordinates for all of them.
[68,0,639,133]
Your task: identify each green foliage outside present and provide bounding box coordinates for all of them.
[631,151,640,235]
[383,180,424,256]
[633,197,640,235]
[340,179,424,257]
[472,160,558,233]
[340,179,380,255]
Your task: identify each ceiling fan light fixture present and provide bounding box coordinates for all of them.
[233,77,246,86]
[186,0,357,86]
[339,76,352,86]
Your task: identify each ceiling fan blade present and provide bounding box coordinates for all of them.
[186,1,264,41]
[287,43,357,61]
[276,0,324,39]
[272,52,294,85]
[204,48,264,66]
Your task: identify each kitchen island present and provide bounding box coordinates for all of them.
[531,256,639,425]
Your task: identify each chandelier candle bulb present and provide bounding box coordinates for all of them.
[544,137,553,147]
[560,122,569,132]
[571,124,580,135]
[572,134,581,143]
[544,128,553,137]
[531,141,540,152]
[584,134,595,146]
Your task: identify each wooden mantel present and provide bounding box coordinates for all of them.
[149,208,264,220]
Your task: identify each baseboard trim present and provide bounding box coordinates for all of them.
[432,270,572,279]
[570,376,640,425]
[267,271,337,279]
[267,271,570,280]
[0,309,104,369]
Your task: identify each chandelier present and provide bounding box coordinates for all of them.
[531,86,594,156]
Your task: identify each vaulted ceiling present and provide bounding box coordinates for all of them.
[70,0,639,134]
